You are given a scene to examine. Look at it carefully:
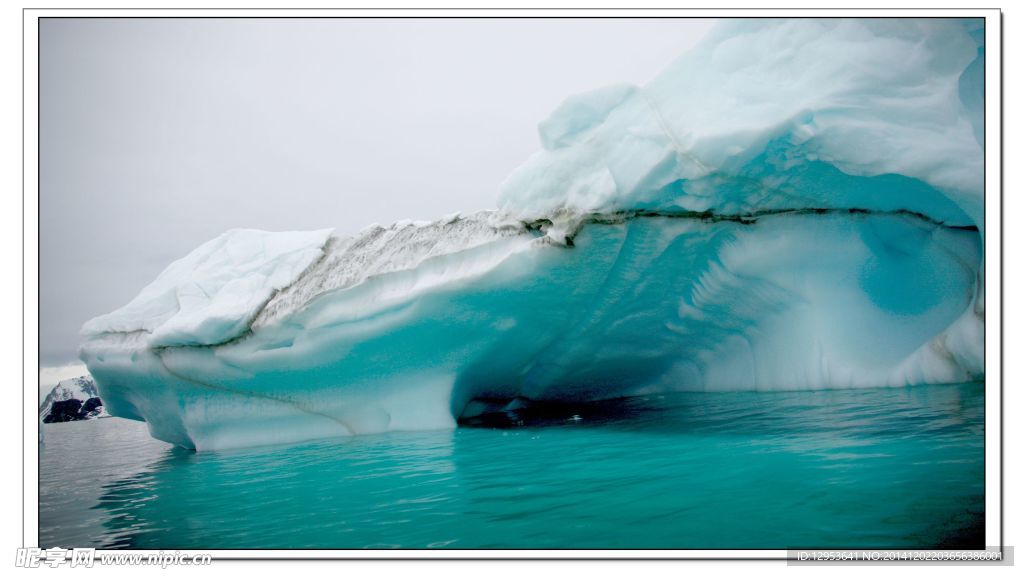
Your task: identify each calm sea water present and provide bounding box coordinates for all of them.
[39,383,984,550]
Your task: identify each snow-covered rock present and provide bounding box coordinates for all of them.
[80,18,985,450]
[40,376,105,423]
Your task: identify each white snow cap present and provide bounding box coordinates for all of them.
[81,228,334,347]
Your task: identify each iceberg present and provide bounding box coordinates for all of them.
[79,18,985,450]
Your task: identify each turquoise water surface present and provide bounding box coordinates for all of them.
[39,382,984,550]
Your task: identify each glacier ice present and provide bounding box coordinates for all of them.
[500,18,983,235]
[79,18,986,450]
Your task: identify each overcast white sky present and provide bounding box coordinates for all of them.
[40,17,715,367]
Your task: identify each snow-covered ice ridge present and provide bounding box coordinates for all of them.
[80,19,985,449]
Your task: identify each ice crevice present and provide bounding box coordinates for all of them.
[525,206,979,248]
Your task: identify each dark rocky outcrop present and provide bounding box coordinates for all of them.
[39,376,105,423]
